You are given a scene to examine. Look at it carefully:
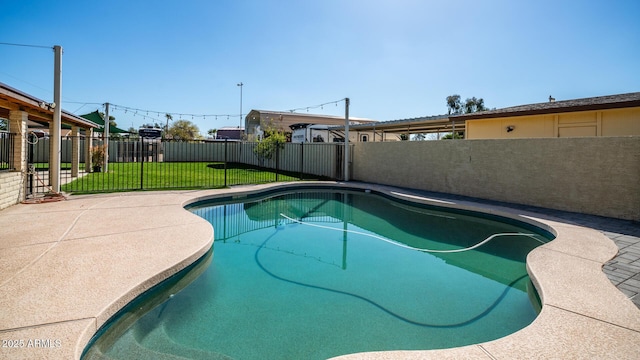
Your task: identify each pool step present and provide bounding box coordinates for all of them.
[83,329,190,360]
[138,324,233,360]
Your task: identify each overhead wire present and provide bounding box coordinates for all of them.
[0,42,53,49]
[2,41,350,120]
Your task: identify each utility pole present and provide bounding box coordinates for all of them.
[237,82,243,130]
[344,97,350,181]
[51,45,62,193]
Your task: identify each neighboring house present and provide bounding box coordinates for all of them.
[335,92,639,141]
[453,92,640,139]
[245,110,376,140]
[216,126,244,140]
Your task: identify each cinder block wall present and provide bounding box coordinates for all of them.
[352,136,640,221]
[0,172,23,210]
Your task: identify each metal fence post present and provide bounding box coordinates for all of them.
[140,136,144,190]
[275,144,280,182]
[27,135,34,196]
[224,139,228,187]
[299,142,304,180]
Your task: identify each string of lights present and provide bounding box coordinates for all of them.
[63,101,243,123]
[108,103,241,122]
[287,98,347,113]
[65,98,349,123]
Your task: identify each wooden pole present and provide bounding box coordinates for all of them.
[51,45,62,192]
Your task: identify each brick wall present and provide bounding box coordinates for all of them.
[0,171,24,210]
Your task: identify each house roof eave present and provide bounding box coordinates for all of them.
[452,92,640,121]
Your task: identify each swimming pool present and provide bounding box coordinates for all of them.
[82,187,554,359]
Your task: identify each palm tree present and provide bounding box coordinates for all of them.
[164,114,173,132]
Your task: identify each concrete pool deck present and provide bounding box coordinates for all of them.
[0,182,639,359]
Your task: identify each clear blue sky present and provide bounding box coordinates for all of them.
[1,0,639,133]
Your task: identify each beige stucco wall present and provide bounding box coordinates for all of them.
[352,137,640,221]
[602,108,640,136]
[466,107,640,139]
[466,115,556,139]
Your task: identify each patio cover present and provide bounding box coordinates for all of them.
[80,110,128,134]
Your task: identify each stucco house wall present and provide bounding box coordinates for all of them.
[466,107,640,139]
[602,108,640,136]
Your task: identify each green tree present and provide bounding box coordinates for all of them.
[446,94,462,115]
[163,114,173,139]
[167,120,201,141]
[447,94,487,114]
[442,132,464,140]
[445,94,488,140]
[165,114,173,131]
[464,97,487,113]
[127,127,139,140]
[253,124,286,164]
[99,112,118,127]
[207,128,217,139]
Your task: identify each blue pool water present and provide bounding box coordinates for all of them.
[83,188,554,359]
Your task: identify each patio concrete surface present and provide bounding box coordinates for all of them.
[0,182,639,359]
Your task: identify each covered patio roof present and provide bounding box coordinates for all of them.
[246,109,376,135]
[331,114,464,139]
[0,81,99,130]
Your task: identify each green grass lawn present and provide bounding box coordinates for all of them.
[61,162,299,194]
